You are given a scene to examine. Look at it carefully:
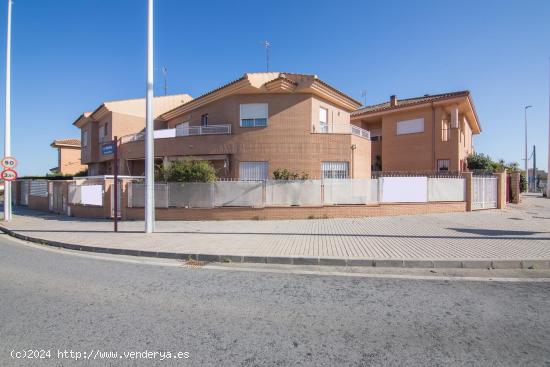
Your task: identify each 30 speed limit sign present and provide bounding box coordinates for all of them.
[1,156,17,169]
[1,169,17,181]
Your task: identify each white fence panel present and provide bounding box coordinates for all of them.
[428,178,466,202]
[472,176,497,210]
[169,182,214,208]
[381,176,428,203]
[20,180,29,205]
[130,183,169,208]
[80,185,103,206]
[323,179,376,205]
[370,179,379,202]
[29,180,48,197]
[214,181,263,207]
[266,180,322,206]
[68,184,103,206]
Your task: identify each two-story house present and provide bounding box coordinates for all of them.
[73,94,193,175]
[351,91,481,172]
[118,72,371,180]
[50,138,86,175]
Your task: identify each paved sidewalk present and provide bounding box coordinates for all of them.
[1,194,550,267]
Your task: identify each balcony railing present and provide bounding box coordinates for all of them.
[120,124,232,144]
[315,123,370,139]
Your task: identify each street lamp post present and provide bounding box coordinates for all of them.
[3,0,13,221]
[524,105,532,192]
[144,0,155,233]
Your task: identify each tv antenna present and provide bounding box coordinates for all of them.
[361,90,367,106]
[261,40,270,72]
[162,66,168,96]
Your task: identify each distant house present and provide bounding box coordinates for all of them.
[50,138,86,175]
[72,94,193,176]
[351,91,482,172]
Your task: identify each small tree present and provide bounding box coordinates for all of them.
[156,158,217,182]
[466,153,495,172]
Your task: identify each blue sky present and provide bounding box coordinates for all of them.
[0,0,549,175]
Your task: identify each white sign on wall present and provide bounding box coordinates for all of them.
[381,176,428,203]
[80,185,103,206]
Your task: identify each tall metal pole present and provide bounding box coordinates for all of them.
[3,0,12,221]
[533,145,537,192]
[547,58,550,199]
[524,105,532,193]
[144,0,155,233]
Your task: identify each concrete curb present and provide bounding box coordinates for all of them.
[1,225,549,270]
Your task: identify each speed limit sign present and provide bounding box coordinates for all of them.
[1,156,17,169]
[1,169,17,181]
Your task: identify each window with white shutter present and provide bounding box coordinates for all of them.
[396,118,424,135]
[240,104,268,127]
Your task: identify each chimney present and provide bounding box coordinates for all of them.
[390,95,397,107]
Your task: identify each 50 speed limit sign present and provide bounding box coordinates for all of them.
[1,156,17,169]
[1,169,17,181]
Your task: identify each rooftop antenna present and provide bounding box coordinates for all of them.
[361,90,367,106]
[162,66,168,96]
[261,40,270,72]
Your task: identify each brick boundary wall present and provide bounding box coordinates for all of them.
[123,202,466,221]
[28,195,49,212]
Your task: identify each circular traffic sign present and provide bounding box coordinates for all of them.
[1,169,17,181]
[1,156,17,169]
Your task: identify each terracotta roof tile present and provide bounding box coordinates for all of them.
[352,91,470,116]
[51,138,81,147]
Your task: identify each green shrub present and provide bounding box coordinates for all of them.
[156,158,217,183]
[272,168,309,180]
[520,171,527,192]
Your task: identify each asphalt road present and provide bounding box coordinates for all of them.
[1,235,549,366]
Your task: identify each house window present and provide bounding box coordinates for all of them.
[319,107,328,133]
[240,103,268,127]
[396,118,424,135]
[82,130,88,147]
[239,161,268,180]
[437,159,450,171]
[321,161,349,179]
[441,120,449,142]
[201,114,208,126]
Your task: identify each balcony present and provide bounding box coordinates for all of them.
[120,124,232,144]
[315,123,370,139]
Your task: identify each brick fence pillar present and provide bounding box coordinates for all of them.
[462,171,473,212]
[509,171,521,204]
[494,170,507,209]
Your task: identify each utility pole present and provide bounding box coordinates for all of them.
[533,145,537,192]
[262,40,270,72]
[524,105,532,192]
[162,66,167,96]
[145,0,155,233]
[3,0,13,221]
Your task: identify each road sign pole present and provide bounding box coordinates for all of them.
[113,137,118,232]
[3,0,13,221]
